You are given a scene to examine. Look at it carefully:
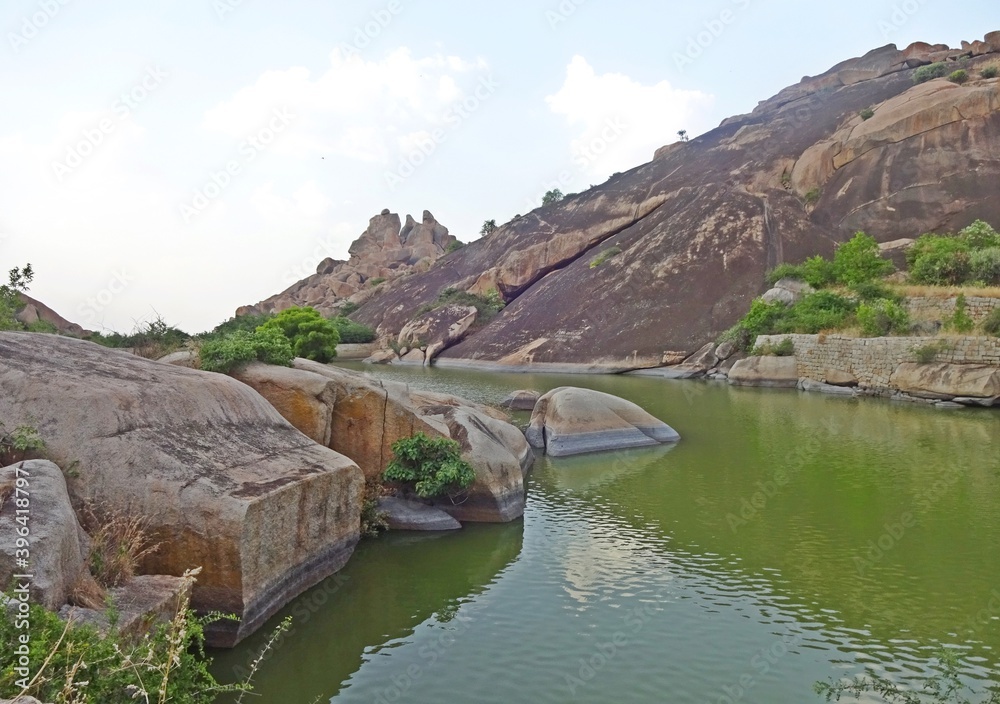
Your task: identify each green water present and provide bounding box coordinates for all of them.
[211,365,1000,703]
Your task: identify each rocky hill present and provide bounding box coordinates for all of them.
[239,209,457,317]
[255,33,1000,371]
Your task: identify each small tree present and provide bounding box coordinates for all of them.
[542,189,564,206]
[480,219,498,237]
[383,432,475,499]
[677,129,689,142]
[833,231,894,285]
[0,263,33,331]
[258,306,340,363]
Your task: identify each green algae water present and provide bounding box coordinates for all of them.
[211,365,1000,703]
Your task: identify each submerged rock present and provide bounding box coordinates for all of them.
[377,497,462,531]
[525,387,680,457]
[0,332,363,648]
[500,389,541,411]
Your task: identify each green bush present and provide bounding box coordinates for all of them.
[856,298,910,336]
[765,256,835,288]
[907,234,971,285]
[948,69,969,84]
[382,432,476,499]
[859,107,875,120]
[446,240,465,253]
[947,293,975,333]
[833,231,894,285]
[259,306,340,363]
[967,247,1000,285]
[0,585,227,703]
[0,264,34,331]
[913,341,949,364]
[913,62,949,83]
[982,308,1000,336]
[982,65,999,79]
[198,328,294,373]
[751,337,795,357]
[590,246,622,268]
[849,280,902,303]
[804,188,821,205]
[90,316,191,359]
[777,291,855,333]
[416,287,505,322]
[960,219,1000,249]
[340,301,360,316]
[331,316,377,343]
[0,421,45,466]
[368,277,386,288]
[202,313,275,339]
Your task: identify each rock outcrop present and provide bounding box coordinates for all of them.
[335,34,1000,370]
[0,460,90,610]
[890,362,1000,400]
[59,574,192,641]
[0,332,363,647]
[230,361,533,523]
[500,390,541,411]
[728,356,801,388]
[525,387,680,457]
[239,210,457,318]
[377,496,462,531]
[15,294,89,338]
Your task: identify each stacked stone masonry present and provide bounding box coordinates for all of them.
[754,334,1000,388]
[905,296,1000,324]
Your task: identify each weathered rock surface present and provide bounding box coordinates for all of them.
[525,387,680,457]
[59,575,191,641]
[0,460,90,610]
[0,333,363,648]
[239,210,457,318]
[799,378,857,396]
[762,278,815,305]
[500,390,541,411]
[823,369,859,387]
[728,356,801,388]
[158,349,198,368]
[232,361,532,523]
[335,36,1000,369]
[890,362,1000,399]
[377,497,462,531]
[395,304,478,365]
[15,294,89,338]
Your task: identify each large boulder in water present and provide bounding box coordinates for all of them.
[890,362,1000,400]
[231,361,533,523]
[0,460,91,610]
[525,387,680,457]
[727,356,800,388]
[0,332,363,648]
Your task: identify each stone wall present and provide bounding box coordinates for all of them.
[754,333,1000,388]
[905,296,1000,324]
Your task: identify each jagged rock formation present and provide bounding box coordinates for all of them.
[239,209,457,318]
[342,34,1000,370]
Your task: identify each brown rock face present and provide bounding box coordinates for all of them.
[891,362,1000,399]
[0,333,363,647]
[338,36,1000,368]
[232,361,532,523]
[728,356,800,388]
[239,210,457,318]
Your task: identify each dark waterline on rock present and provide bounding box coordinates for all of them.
[210,364,1000,703]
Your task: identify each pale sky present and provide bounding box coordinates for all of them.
[1,0,994,333]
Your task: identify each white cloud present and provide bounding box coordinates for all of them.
[546,56,715,178]
[201,47,491,164]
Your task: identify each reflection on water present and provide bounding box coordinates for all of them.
[212,364,1000,703]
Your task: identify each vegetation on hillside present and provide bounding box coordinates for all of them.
[0,264,34,332]
[383,432,475,499]
[416,287,506,323]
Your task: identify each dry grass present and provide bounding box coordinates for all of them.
[889,284,1000,299]
[81,505,161,588]
[68,572,106,610]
